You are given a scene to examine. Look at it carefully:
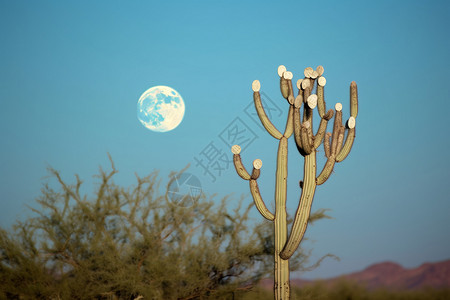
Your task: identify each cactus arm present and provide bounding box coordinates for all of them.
[293,103,305,155]
[307,93,318,122]
[304,67,314,78]
[285,72,295,101]
[278,65,289,99]
[314,75,331,148]
[283,105,294,138]
[301,77,311,92]
[302,87,312,124]
[300,93,318,155]
[304,68,318,94]
[231,146,274,221]
[252,80,283,140]
[336,126,345,155]
[336,118,356,162]
[280,76,289,99]
[314,109,334,149]
[231,145,251,180]
[316,155,336,185]
[323,132,332,158]
[292,89,303,148]
[316,104,341,185]
[280,151,317,260]
[300,122,314,155]
[296,79,303,93]
[296,81,304,101]
[317,92,325,118]
[313,118,328,149]
[251,162,261,180]
[350,81,358,118]
[249,179,275,221]
[317,98,355,184]
[317,125,348,184]
[330,103,343,154]
[336,81,358,161]
[232,149,251,180]
[296,90,317,155]
[316,65,324,76]
[317,81,326,118]
[293,112,302,147]
[278,65,295,104]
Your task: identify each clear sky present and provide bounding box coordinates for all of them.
[1,0,449,279]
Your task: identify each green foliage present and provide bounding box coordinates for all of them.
[0,161,322,299]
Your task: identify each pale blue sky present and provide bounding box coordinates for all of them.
[1,0,449,279]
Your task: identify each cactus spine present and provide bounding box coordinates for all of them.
[231,65,358,299]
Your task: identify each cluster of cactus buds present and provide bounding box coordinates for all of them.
[231,65,358,300]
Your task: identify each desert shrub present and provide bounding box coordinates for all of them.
[0,159,323,299]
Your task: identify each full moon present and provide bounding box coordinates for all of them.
[137,86,185,132]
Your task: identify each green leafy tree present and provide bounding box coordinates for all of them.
[0,159,328,299]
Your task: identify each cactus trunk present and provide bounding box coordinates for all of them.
[274,137,290,299]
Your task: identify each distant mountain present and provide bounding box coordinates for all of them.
[260,260,450,291]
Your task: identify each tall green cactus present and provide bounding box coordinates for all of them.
[231,65,358,300]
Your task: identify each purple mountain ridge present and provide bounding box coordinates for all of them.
[260,260,450,290]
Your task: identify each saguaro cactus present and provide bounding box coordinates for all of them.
[231,65,358,300]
